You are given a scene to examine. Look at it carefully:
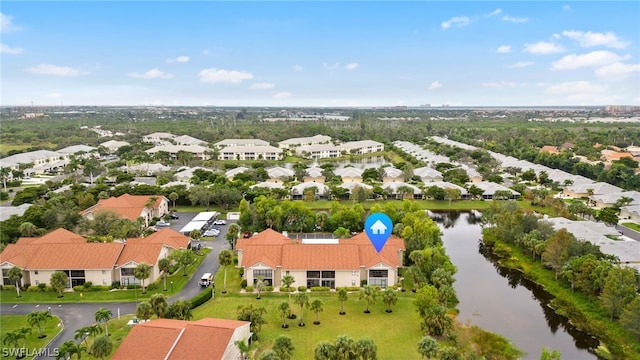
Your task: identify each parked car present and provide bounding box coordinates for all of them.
[213,219,227,225]
[169,212,179,219]
[204,229,220,237]
[156,220,171,227]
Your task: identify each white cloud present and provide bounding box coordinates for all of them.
[545,81,606,95]
[166,56,190,63]
[345,62,360,70]
[488,9,502,16]
[0,13,21,33]
[323,62,340,70]
[249,82,275,90]
[524,41,564,54]
[496,45,511,53]
[0,43,23,54]
[128,68,174,79]
[441,16,469,30]
[46,92,62,98]
[507,61,534,68]
[274,92,292,99]
[428,81,442,90]
[198,68,253,83]
[203,49,209,55]
[292,65,303,72]
[551,51,629,70]
[502,16,528,23]
[27,64,82,77]
[562,30,629,49]
[482,81,517,88]
[595,62,640,79]
[563,5,571,11]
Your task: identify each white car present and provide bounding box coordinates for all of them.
[204,229,220,237]
[156,220,171,227]
[214,219,227,225]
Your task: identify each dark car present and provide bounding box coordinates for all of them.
[169,213,179,219]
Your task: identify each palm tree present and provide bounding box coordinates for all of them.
[56,340,77,360]
[28,310,52,338]
[7,266,23,298]
[95,307,112,337]
[75,325,102,345]
[50,271,68,298]
[235,339,251,360]
[355,338,377,360]
[218,249,233,294]
[338,288,348,315]
[15,327,32,351]
[295,291,309,326]
[2,330,22,358]
[255,276,266,300]
[281,274,295,314]
[310,299,324,325]
[227,223,240,249]
[136,301,154,322]
[279,301,290,328]
[417,336,439,359]
[19,221,38,237]
[359,285,378,314]
[133,263,152,294]
[166,299,193,320]
[335,335,356,360]
[149,293,168,318]
[158,258,171,292]
[382,287,398,313]
[259,350,279,360]
[315,341,337,360]
[272,335,295,360]
[168,192,179,209]
[90,335,113,360]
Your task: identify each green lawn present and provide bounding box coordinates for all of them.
[197,266,424,359]
[0,315,62,359]
[0,249,210,304]
[621,222,640,232]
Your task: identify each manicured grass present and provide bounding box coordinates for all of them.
[198,266,424,359]
[621,222,640,232]
[0,249,210,304]
[194,290,423,359]
[78,314,137,360]
[0,315,63,359]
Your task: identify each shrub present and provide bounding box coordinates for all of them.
[169,264,179,274]
[22,283,30,289]
[37,283,47,291]
[239,268,244,277]
[45,286,53,292]
[83,281,93,288]
[360,280,368,286]
[27,286,41,292]
[265,286,274,292]
[91,285,110,292]
[310,286,331,292]
[111,281,121,289]
[146,283,159,292]
[240,279,247,289]
[3,284,16,291]
[0,285,3,290]
[190,288,213,309]
[73,285,84,292]
[280,287,295,292]
[337,286,361,292]
[297,286,307,292]
[126,284,142,290]
[0,192,8,200]
[245,286,254,292]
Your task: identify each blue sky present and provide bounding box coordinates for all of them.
[1,1,639,107]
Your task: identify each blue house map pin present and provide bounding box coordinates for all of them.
[364,213,393,253]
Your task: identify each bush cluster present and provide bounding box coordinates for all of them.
[279,286,295,292]
[310,286,331,292]
[264,285,274,292]
[190,288,213,309]
[27,285,53,292]
[297,286,307,292]
[73,285,110,292]
[244,286,254,292]
[3,284,16,291]
[337,286,361,292]
[240,279,247,288]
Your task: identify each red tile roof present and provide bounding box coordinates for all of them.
[126,228,190,249]
[0,243,124,269]
[111,318,250,360]
[16,228,86,245]
[115,243,164,267]
[82,194,164,221]
[238,230,405,270]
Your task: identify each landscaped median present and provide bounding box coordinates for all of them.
[0,314,62,360]
[0,249,210,304]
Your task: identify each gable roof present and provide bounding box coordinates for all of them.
[126,228,190,249]
[115,243,164,267]
[112,318,250,360]
[0,243,124,270]
[82,194,165,221]
[238,229,405,270]
[16,228,86,245]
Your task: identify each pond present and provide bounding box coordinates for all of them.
[432,211,600,360]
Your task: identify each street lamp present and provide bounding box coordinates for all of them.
[171,281,174,292]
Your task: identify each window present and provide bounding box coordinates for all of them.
[307,270,335,289]
[369,270,388,278]
[253,269,273,286]
[35,280,40,285]
[102,270,107,275]
[121,268,135,276]
[34,271,39,275]
[369,269,389,288]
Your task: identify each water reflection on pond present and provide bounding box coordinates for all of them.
[432,211,599,360]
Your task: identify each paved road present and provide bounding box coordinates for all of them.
[0,214,232,358]
[616,223,640,241]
